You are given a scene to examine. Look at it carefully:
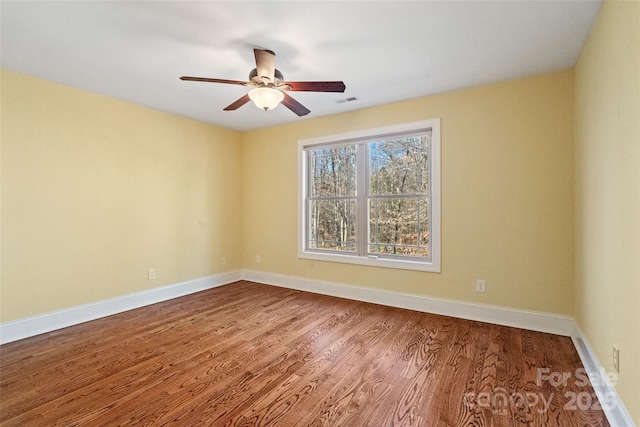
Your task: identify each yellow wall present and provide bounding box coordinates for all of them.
[4,67,576,320]
[1,69,243,321]
[574,0,640,423]
[242,70,575,315]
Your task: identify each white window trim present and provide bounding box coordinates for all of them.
[297,119,441,272]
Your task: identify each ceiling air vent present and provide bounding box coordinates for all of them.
[335,96,359,104]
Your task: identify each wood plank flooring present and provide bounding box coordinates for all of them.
[0,281,609,426]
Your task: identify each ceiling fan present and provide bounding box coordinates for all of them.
[180,49,346,117]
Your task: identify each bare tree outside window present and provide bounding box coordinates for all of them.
[308,145,357,251]
[369,135,431,258]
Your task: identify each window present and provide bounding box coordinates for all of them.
[298,119,440,272]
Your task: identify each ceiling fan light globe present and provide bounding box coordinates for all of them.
[248,87,284,111]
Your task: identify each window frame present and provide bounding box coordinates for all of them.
[297,119,441,272]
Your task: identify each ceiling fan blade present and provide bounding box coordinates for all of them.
[285,81,346,93]
[180,76,248,85]
[223,94,251,111]
[254,49,276,82]
[281,92,311,116]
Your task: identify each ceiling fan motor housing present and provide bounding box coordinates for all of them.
[249,68,285,86]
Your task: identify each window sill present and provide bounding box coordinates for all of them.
[298,250,441,272]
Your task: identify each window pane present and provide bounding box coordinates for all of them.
[369,197,429,257]
[309,199,357,252]
[370,134,430,195]
[309,145,357,197]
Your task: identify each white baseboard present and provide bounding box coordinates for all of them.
[1,269,632,426]
[0,269,573,343]
[241,269,576,336]
[571,328,636,427]
[0,270,242,345]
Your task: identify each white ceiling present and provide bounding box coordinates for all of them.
[1,1,603,132]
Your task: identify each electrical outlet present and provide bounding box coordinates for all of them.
[148,268,156,280]
[613,345,619,373]
[255,255,261,264]
[476,279,486,293]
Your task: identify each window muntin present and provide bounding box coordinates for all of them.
[299,119,440,272]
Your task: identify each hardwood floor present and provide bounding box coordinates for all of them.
[0,281,609,426]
